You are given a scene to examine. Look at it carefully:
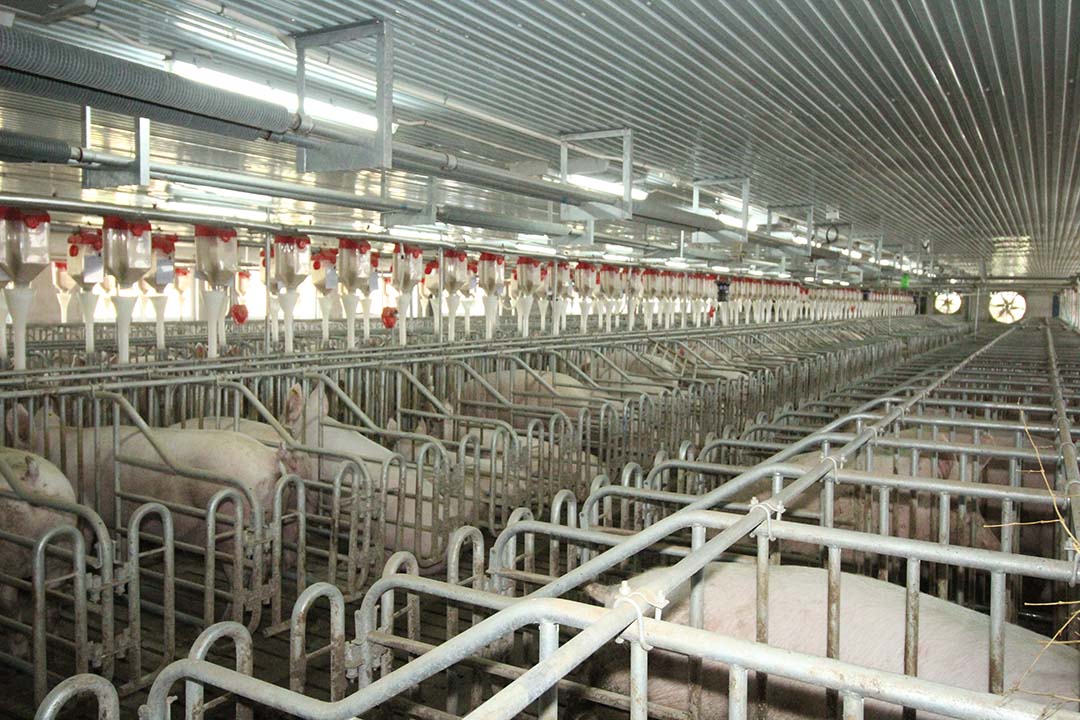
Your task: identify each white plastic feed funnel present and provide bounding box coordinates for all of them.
[442,249,468,342]
[272,234,311,353]
[515,256,541,337]
[336,238,374,345]
[194,225,239,358]
[0,207,51,370]
[477,252,505,340]
[312,247,339,344]
[391,244,423,345]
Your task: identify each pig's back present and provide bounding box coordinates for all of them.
[592,563,1075,719]
[0,448,77,578]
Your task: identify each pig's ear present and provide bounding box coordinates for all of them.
[284,384,305,426]
[386,418,399,433]
[414,419,428,436]
[5,405,30,444]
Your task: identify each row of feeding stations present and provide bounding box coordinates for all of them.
[1,207,918,367]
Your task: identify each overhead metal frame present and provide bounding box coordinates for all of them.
[81,107,149,190]
[292,17,394,173]
[691,176,750,246]
[559,127,634,223]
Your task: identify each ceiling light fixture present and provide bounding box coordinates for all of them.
[170,60,395,134]
[565,173,649,201]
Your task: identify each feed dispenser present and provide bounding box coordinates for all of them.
[535,262,551,333]
[271,234,311,353]
[599,264,623,333]
[311,247,339,345]
[138,233,176,353]
[102,216,153,364]
[67,228,104,353]
[0,207,51,369]
[336,238,375,346]
[194,224,238,358]
[390,244,423,345]
[572,261,598,334]
[625,267,644,331]
[422,257,441,336]
[551,261,571,336]
[477,252,505,340]
[441,249,469,342]
[51,261,77,324]
[515,256,541,338]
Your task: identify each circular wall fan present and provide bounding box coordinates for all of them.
[988,291,1026,324]
[933,291,962,314]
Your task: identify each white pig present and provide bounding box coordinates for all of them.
[6,406,287,546]
[583,563,1076,719]
[179,385,463,572]
[0,448,76,658]
[714,443,1001,552]
[458,369,619,430]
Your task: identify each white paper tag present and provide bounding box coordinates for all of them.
[83,255,104,285]
[155,257,175,288]
[324,265,339,291]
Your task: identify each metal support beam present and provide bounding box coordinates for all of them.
[559,127,633,222]
[692,176,750,245]
[82,108,150,190]
[293,18,393,172]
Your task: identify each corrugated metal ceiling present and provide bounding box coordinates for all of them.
[7,0,1079,278]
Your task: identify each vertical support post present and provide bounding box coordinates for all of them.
[537,621,559,720]
[263,233,273,351]
[629,639,649,720]
[373,20,394,169]
[740,177,750,244]
[134,117,150,188]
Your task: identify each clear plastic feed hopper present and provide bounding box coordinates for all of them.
[442,249,468,342]
[478,252,505,340]
[391,244,423,345]
[625,267,643,331]
[423,258,440,335]
[515,256,541,337]
[536,262,552,333]
[67,228,104,354]
[642,268,661,330]
[272,234,311,353]
[552,262,571,335]
[51,261,76,324]
[464,259,479,336]
[599,264,623,332]
[311,247,339,344]
[336,238,374,346]
[194,224,238,358]
[102,216,153,364]
[0,207,50,369]
[138,234,176,352]
[572,261,597,334]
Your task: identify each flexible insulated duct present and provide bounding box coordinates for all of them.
[0,70,276,141]
[0,128,74,164]
[0,26,297,137]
